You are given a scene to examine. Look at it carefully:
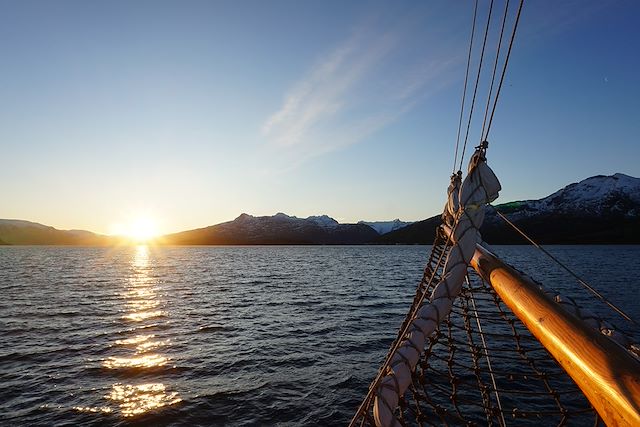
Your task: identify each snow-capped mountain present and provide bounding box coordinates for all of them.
[164,213,417,244]
[497,173,640,219]
[306,215,339,228]
[4,174,637,245]
[165,213,377,245]
[479,173,640,243]
[358,219,413,235]
[378,173,640,244]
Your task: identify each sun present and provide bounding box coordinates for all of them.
[111,216,160,243]
[127,217,159,242]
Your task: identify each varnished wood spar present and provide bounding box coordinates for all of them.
[470,244,640,426]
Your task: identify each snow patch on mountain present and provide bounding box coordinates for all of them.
[497,173,640,220]
[230,213,411,233]
[235,213,254,221]
[273,212,293,220]
[542,173,639,204]
[358,219,413,235]
[306,215,339,228]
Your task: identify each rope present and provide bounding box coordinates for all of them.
[509,262,640,355]
[461,279,494,424]
[491,206,637,324]
[415,272,596,425]
[458,0,494,172]
[350,268,602,425]
[466,274,506,427]
[483,0,525,141]
[350,2,546,424]
[348,228,454,427]
[480,0,511,142]
[368,146,501,426]
[453,0,479,173]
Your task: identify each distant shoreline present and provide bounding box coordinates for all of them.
[2,242,640,247]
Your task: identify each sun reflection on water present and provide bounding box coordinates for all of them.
[101,245,180,417]
[107,383,182,417]
[115,334,154,346]
[74,405,113,414]
[121,247,166,322]
[123,310,165,322]
[135,339,169,352]
[103,354,168,369]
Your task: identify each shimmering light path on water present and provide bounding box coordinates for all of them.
[1,245,638,425]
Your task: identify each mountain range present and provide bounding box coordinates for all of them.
[163,213,379,245]
[0,219,114,246]
[377,173,640,244]
[1,173,639,245]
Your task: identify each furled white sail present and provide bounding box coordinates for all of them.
[373,146,500,427]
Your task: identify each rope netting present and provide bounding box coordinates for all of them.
[349,1,639,423]
[351,234,609,426]
[406,269,601,426]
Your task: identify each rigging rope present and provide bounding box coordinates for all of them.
[348,229,454,426]
[490,206,637,324]
[466,273,506,427]
[352,268,602,426]
[347,1,619,425]
[370,145,501,426]
[480,0,511,142]
[458,0,494,172]
[482,0,525,141]
[352,0,640,424]
[452,0,479,173]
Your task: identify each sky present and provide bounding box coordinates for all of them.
[1,0,639,235]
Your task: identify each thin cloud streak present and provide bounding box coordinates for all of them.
[261,23,461,167]
[262,29,397,147]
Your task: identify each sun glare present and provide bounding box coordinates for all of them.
[111,217,160,243]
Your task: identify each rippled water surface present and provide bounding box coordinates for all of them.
[1,245,639,426]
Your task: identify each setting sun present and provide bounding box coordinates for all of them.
[110,217,160,242]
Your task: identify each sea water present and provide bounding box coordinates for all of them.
[1,245,638,426]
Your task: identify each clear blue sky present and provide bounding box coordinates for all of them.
[1,0,638,234]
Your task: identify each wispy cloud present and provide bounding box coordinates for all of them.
[261,22,461,166]
[262,29,396,147]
